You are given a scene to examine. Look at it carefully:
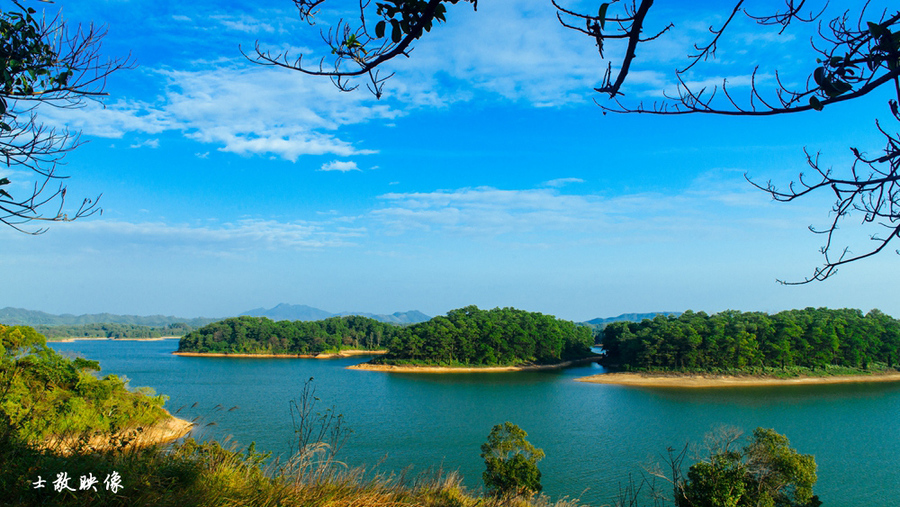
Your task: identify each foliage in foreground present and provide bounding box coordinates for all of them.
[1,433,587,507]
[674,428,821,507]
[0,325,168,447]
[0,422,821,507]
[481,422,544,498]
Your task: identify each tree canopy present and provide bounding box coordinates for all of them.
[480,421,544,498]
[253,1,900,282]
[379,305,595,366]
[0,324,168,447]
[177,306,595,366]
[601,307,900,372]
[178,315,400,355]
[676,427,820,507]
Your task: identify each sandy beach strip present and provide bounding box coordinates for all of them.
[575,371,900,388]
[172,349,388,359]
[49,336,181,343]
[347,355,604,373]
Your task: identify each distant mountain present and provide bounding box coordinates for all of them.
[584,312,682,327]
[241,303,333,321]
[335,310,431,324]
[240,304,431,324]
[0,307,219,328]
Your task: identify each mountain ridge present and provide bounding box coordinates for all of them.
[240,304,431,324]
[1,306,680,328]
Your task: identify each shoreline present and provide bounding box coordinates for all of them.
[347,355,603,373]
[172,349,388,359]
[42,410,194,455]
[575,371,900,388]
[48,336,181,343]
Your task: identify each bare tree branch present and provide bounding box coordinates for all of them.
[1,1,132,233]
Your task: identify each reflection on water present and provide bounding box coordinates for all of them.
[51,339,900,507]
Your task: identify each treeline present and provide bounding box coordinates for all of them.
[0,307,217,328]
[178,315,400,354]
[379,306,595,366]
[602,308,900,371]
[37,322,193,339]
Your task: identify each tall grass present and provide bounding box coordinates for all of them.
[1,379,591,507]
[1,433,590,506]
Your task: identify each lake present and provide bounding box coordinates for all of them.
[49,339,900,506]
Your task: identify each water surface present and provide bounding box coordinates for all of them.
[50,339,900,506]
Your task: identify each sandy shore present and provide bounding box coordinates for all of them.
[49,336,181,343]
[575,371,900,388]
[172,349,387,359]
[42,411,194,455]
[348,355,603,373]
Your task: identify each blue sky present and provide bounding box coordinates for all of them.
[2,0,898,321]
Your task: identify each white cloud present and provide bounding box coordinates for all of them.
[320,160,360,172]
[57,217,365,252]
[211,14,276,34]
[388,0,602,106]
[43,65,397,162]
[370,178,792,240]
[129,138,160,149]
[543,177,584,188]
[41,98,173,138]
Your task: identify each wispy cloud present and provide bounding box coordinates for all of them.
[543,177,584,188]
[211,13,276,34]
[370,177,794,241]
[320,160,360,172]
[55,218,365,253]
[43,64,398,162]
[129,138,160,149]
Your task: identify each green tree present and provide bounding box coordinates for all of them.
[480,421,544,498]
[677,428,821,507]
[1,1,129,233]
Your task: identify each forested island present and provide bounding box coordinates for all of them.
[177,315,399,355]
[599,308,900,373]
[176,306,597,370]
[359,305,597,370]
[38,322,193,340]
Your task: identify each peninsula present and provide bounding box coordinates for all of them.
[173,349,387,358]
[350,356,602,373]
[352,305,598,371]
[176,315,398,355]
[598,308,900,372]
[577,370,900,388]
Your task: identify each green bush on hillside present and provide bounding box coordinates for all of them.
[0,324,168,447]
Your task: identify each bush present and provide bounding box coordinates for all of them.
[480,422,544,498]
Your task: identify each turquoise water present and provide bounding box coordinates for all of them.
[49,339,900,506]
